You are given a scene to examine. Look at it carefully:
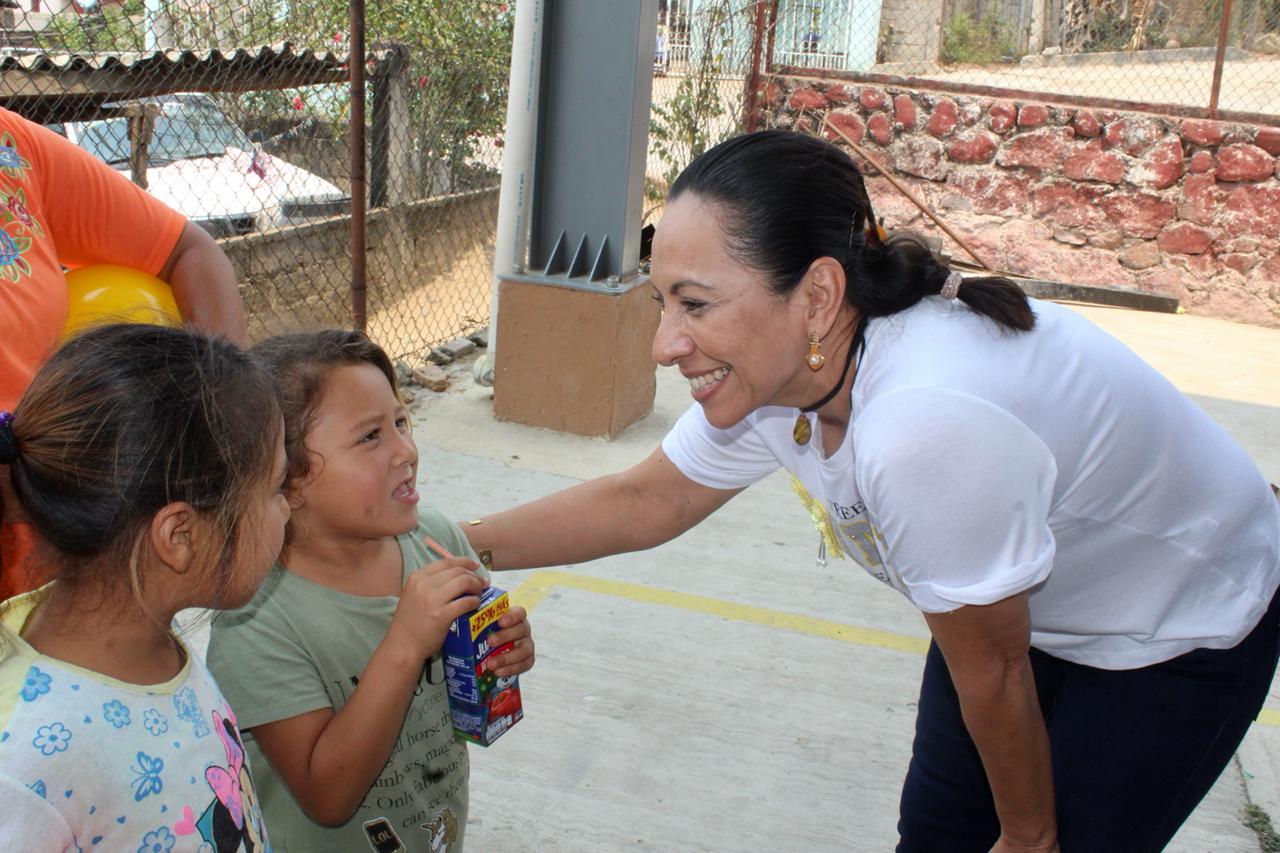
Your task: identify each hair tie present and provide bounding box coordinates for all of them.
[0,411,16,465]
[940,271,963,300]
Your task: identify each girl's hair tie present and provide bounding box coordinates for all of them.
[940,271,963,300]
[0,411,16,465]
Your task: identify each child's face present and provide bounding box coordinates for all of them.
[291,363,420,542]
[223,424,291,606]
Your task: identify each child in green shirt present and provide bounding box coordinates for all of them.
[208,330,535,852]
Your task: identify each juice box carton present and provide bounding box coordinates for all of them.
[443,584,523,746]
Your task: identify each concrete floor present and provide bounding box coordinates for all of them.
[407,302,1280,852]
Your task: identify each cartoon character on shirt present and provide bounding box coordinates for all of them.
[174,705,267,852]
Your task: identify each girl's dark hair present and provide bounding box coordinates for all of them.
[669,129,1034,332]
[249,329,398,506]
[2,324,281,602]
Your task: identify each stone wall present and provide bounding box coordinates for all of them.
[220,186,498,343]
[767,75,1280,327]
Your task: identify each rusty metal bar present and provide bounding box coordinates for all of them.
[349,0,368,333]
[820,113,996,272]
[775,64,1280,128]
[744,0,768,133]
[765,0,779,75]
[1208,0,1234,117]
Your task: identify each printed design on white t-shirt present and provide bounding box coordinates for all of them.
[791,476,897,588]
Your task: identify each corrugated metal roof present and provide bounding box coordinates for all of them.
[0,41,397,122]
[0,41,351,74]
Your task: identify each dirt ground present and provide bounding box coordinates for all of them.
[927,54,1280,117]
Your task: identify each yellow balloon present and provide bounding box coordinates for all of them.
[62,264,182,340]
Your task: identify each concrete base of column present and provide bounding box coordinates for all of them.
[493,277,660,438]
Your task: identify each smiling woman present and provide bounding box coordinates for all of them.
[466,129,1280,853]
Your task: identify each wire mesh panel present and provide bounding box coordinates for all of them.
[0,0,511,363]
[773,0,1280,123]
[648,0,756,219]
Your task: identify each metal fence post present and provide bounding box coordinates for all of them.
[744,0,769,133]
[1208,0,1234,117]
[349,0,368,333]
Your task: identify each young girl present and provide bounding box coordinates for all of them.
[0,323,288,852]
[207,330,534,852]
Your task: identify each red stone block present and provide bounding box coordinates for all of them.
[1120,119,1162,156]
[1257,127,1280,156]
[997,127,1074,171]
[1180,119,1223,147]
[867,112,893,146]
[1188,150,1214,173]
[1217,144,1275,182]
[825,109,866,144]
[947,131,998,164]
[891,136,949,181]
[927,98,959,137]
[1100,192,1176,239]
[1103,120,1126,149]
[894,94,917,130]
[1178,172,1218,225]
[959,101,984,126]
[1018,104,1050,127]
[1219,185,1280,238]
[1063,140,1125,184]
[859,87,887,110]
[988,101,1017,134]
[1032,182,1106,228]
[1223,253,1260,275]
[789,87,829,112]
[825,84,853,105]
[1157,223,1213,254]
[945,172,1031,216]
[1073,110,1101,138]
[1129,139,1184,190]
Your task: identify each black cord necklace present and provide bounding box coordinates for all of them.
[793,315,869,446]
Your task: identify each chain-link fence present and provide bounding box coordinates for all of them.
[0,0,510,363]
[769,0,1279,123]
[648,0,756,220]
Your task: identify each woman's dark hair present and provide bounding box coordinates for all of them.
[249,330,398,536]
[2,323,281,604]
[668,129,1034,332]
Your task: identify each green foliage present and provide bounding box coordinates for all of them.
[941,10,1020,65]
[648,0,745,206]
[37,0,147,53]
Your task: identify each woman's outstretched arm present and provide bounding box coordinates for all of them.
[464,446,739,569]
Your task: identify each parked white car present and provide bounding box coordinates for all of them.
[56,93,348,238]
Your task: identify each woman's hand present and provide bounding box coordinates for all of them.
[486,605,535,677]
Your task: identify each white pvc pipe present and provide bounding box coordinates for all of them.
[478,0,545,386]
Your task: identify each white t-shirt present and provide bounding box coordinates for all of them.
[663,297,1280,669]
[0,585,272,852]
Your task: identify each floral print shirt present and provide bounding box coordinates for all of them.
[0,586,271,852]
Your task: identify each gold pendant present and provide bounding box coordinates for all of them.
[793,413,812,445]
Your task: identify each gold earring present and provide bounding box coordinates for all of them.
[805,331,825,371]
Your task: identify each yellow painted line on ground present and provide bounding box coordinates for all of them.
[510,569,1280,728]
[510,569,929,655]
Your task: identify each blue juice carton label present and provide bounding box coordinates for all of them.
[443,584,523,746]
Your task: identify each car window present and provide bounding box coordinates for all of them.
[75,98,253,166]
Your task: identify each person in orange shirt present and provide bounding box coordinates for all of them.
[0,105,248,597]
